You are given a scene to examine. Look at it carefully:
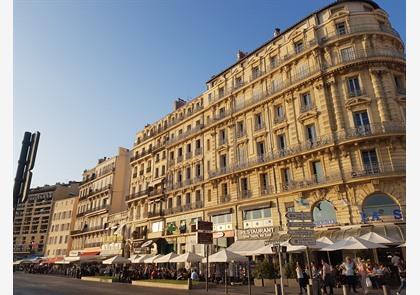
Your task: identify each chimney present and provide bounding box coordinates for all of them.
[236,50,247,61]
[274,28,281,37]
[174,98,186,110]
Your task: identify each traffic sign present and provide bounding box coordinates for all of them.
[285,212,313,220]
[196,232,213,244]
[287,221,315,228]
[287,229,315,237]
[197,221,213,232]
[289,237,317,246]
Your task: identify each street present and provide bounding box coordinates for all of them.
[14,272,400,295]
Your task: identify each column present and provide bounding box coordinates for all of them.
[315,81,334,134]
[285,93,300,144]
[329,77,345,131]
[370,69,391,122]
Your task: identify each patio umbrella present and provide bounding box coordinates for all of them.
[316,237,334,264]
[397,242,406,248]
[144,254,163,264]
[280,240,330,253]
[102,255,131,265]
[321,236,388,251]
[155,252,179,264]
[169,252,203,263]
[131,254,153,264]
[203,249,247,295]
[359,232,399,244]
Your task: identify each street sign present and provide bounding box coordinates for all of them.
[197,221,213,232]
[287,229,315,237]
[289,237,317,246]
[287,221,315,228]
[196,232,213,244]
[285,212,313,220]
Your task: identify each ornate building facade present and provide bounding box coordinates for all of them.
[125,0,405,257]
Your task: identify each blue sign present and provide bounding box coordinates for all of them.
[361,209,403,223]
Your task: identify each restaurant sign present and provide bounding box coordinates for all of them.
[237,227,275,240]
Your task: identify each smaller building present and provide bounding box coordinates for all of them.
[101,211,128,257]
[45,195,79,257]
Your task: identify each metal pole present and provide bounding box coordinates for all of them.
[277,246,285,295]
[327,251,331,265]
[225,262,228,294]
[206,244,209,292]
[247,257,251,295]
[305,247,313,295]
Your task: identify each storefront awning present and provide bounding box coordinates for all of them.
[207,208,233,216]
[227,239,266,256]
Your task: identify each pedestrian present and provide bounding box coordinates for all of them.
[191,268,199,281]
[296,262,307,295]
[321,259,334,295]
[340,256,357,293]
[396,262,406,295]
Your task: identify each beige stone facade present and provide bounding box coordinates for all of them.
[125,0,405,256]
[45,195,79,257]
[13,182,80,258]
[70,147,131,253]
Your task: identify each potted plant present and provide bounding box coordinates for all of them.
[253,259,277,287]
[283,259,299,288]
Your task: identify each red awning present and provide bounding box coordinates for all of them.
[43,257,64,264]
[80,251,100,257]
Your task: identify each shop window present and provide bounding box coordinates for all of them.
[361,193,403,222]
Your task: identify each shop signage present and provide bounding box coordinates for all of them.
[214,232,225,238]
[287,229,315,237]
[237,227,275,240]
[285,212,313,220]
[289,237,317,246]
[287,221,315,228]
[360,209,403,223]
[197,221,213,232]
[196,232,213,244]
[141,240,153,248]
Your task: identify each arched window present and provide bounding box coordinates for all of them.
[312,200,337,226]
[361,193,402,222]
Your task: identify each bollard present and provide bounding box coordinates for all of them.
[274,284,282,295]
[342,284,349,295]
[188,278,192,290]
[382,285,391,295]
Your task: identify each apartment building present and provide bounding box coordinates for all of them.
[125,0,405,257]
[45,194,79,257]
[13,182,80,259]
[70,147,130,255]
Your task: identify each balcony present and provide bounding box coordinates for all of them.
[126,189,149,201]
[194,147,203,156]
[347,89,365,98]
[83,204,110,216]
[396,88,406,95]
[254,122,265,132]
[249,70,266,82]
[220,194,231,203]
[236,130,247,139]
[86,184,112,198]
[300,103,316,113]
[149,187,164,197]
[166,123,204,146]
[85,242,102,248]
[336,122,405,143]
[177,156,183,163]
[260,186,274,196]
[273,115,286,125]
[279,173,342,193]
[185,152,192,160]
[238,190,252,200]
[345,163,405,181]
[168,159,175,167]
[218,138,228,147]
[147,211,163,218]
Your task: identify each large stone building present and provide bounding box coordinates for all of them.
[45,194,79,258]
[125,0,405,257]
[70,147,130,256]
[13,182,80,259]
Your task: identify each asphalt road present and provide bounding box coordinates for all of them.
[13,273,195,295]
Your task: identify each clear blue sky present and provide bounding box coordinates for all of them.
[14,0,405,187]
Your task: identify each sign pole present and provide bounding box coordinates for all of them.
[305,245,313,295]
[247,257,251,295]
[206,244,209,292]
[277,246,285,295]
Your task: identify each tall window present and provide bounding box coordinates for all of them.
[220,154,227,169]
[218,87,224,98]
[257,141,265,160]
[347,76,362,97]
[361,150,379,173]
[195,190,201,202]
[353,110,370,134]
[237,145,247,164]
[195,163,201,177]
[336,22,346,35]
[275,105,285,120]
[282,168,291,186]
[221,183,228,196]
[311,161,324,183]
[219,129,227,145]
[240,177,248,193]
[277,134,287,151]
[301,92,312,111]
[260,173,269,193]
[252,66,260,80]
[340,47,355,62]
[294,40,304,53]
[255,113,264,130]
[306,124,317,144]
[185,193,191,205]
[237,121,245,137]
[219,107,226,118]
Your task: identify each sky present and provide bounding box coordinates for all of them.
[14,0,406,187]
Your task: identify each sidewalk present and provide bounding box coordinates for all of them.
[193,284,401,295]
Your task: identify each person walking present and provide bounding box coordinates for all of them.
[321,259,334,295]
[340,256,358,293]
[296,262,307,294]
[396,262,406,295]
[356,258,368,294]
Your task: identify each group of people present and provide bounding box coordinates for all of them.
[295,255,406,295]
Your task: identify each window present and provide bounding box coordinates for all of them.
[168,198,173,209]
[151,221,163,233]
[257,141,265,158]
[186,167,191,180]
[219,107,226,118]
[219,129,227,145]
[161,165,166,176]
[285,201,295,212]
[255,113,264,130]
[269,56,277,69]
[176,195,181,206]
[243,208,272,220]
[208,93,212,102]
[207,139,211,151]
[361,150,379,173]
[235,76,243,88]
[207,189,211,202]
[340,47,355,62]
[353,110,370,134]
[211,213,232,225]
[274,105,285,121]
[260,173,269,194]
[294,41,304,53]
[277,134,287,151]
[221,183,228,196]
[336,22,346,35]
[195,190,201,202]
[237,121,245,137]
[220,154,227,169]
[394,75,405,94]
[240,178,249,193]
[195,163,201,177]
[306,124,317,144]
[237,145,247,164]
[347,76,362,97]
[155,168,159,178]
[252,66,260,80]
[312,161,324,183]
[218,87,224,98]
[282,168,291,185]
[301,92,312,111]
